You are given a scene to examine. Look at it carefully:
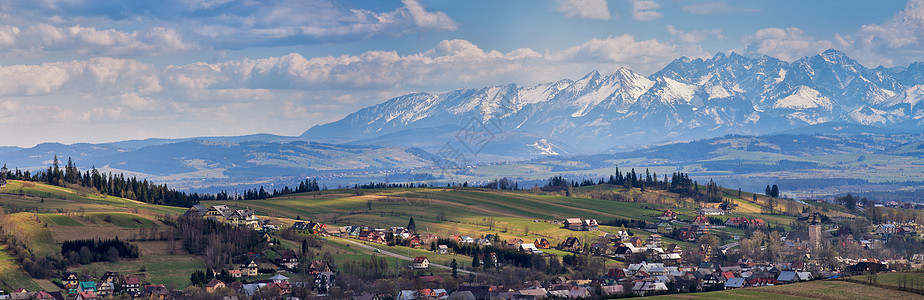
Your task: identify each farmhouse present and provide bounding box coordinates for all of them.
[437,245,449,254]
[241,260,259,277]
[413,257,430,269]
[184,205,261,230]
[561,237,583,252]
[563,218,583,230]
[534,238,551,249]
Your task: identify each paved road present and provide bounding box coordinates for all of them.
[345,240,479,275]
[721,241,740,250]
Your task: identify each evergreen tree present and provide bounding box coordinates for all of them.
[770,184,780,198]
[451,259,458,278]
[407,216,416,232]
[472,253,480,268]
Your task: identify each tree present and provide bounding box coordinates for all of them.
[472,253,480,268]
[770,185,780,198]
[407,217,416,232]
[765,185,772,197]
[450,259,458,278]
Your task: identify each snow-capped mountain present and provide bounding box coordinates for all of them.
[303,49,924,155]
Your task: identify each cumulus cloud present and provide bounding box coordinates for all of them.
[632,0,662,21]
[681,2,758,15]
[834,0,924,67]
[554,0,613,20]
[741,27,834,61]
[1,0,458,56]
[667,25,725,43]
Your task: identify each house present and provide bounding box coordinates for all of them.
[323,226,345,237]
[778,271,813,283]
[277,250,299,269]
[679,231,697,242]
[475,238,492,246]
[564,218,583,230]
[725,217,749,227]
[876,224,898,235]
[481,252,499,268]
[143,285,169,300]
[356,293,383,300]
[748,277,778,287]
[269,274,289,283]
[690,225,709,235]
[205,280,226,293]
[644,223,660,233]
[724,277,746,289]
[241,260,259,276]
[750,218,767,227]
[534,238,551,249]
[657,222,674,234]
[437,245,449,254]
[519,243,543,254]
[692,215,711,226]
[62,273,79,294]
[95,283,114,297]
[507,238,524,249]
[291,221,308,230]
[413,256,430,269]
[122,277,141,296]
[459,236,475,244]
[582,219,599,231]
[561,237,582,252]
[307,260,332,274]
[78,282,96,293]
[647,234,663,246]
[228,269,242,278]
[632,282,667,296]
[589,242,612,256]
[75,291,96,300]
[99,272,119,284]
[629,237,645,247]
[660,210,678,220]
[697,208,725,215]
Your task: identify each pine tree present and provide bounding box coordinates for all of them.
[472,253,480,268]
[407,216,416,232]
[451,259,458,278]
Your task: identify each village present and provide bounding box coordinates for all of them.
[2,196,924,300]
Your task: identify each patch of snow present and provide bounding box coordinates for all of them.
[773,86,833,110]
[528,139,559,155]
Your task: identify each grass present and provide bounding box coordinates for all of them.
[849,271,924,289]
[649,279,924,300]
[68,241,205,289]
[38,214,83,226]
[83,212,158,228]
[0,245,42,291]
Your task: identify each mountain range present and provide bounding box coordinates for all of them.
[4,49,924,190]
[304,49,924,153]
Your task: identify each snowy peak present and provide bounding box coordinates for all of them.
[303,49,924,154]
[773,86,834,110]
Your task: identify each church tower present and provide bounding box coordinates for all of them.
[808,212,822,250]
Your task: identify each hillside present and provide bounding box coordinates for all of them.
[649,277,924,300]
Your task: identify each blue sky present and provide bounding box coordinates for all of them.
[1,0,922,146]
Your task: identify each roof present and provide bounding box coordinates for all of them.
[564,218,582,224]
[725,277,746,288]
[268,274,289,281]
[413,256,429,263]
[205,279,224,287]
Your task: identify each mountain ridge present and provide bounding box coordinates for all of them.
[303,49,924,153]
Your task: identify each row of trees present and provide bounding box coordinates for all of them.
[0,157,325,207]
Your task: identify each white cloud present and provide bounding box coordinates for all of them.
[554,0,613,20]
[0,23,195,57]
[667,25,725,43]
[741,27,834,62]
[632,0,662,21]
[681,2,758,15]
[834,0,924,67]
[0,0,457,57]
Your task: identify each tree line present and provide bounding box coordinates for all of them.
[0,157,323,207]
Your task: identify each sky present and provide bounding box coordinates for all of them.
[1,0,923,147]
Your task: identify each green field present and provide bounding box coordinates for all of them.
[39,214,83,226]
[0,245,42,291]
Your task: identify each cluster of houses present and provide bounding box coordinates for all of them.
[0,272,164,300]
[365,258,820,299]
[184,204,262,230]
